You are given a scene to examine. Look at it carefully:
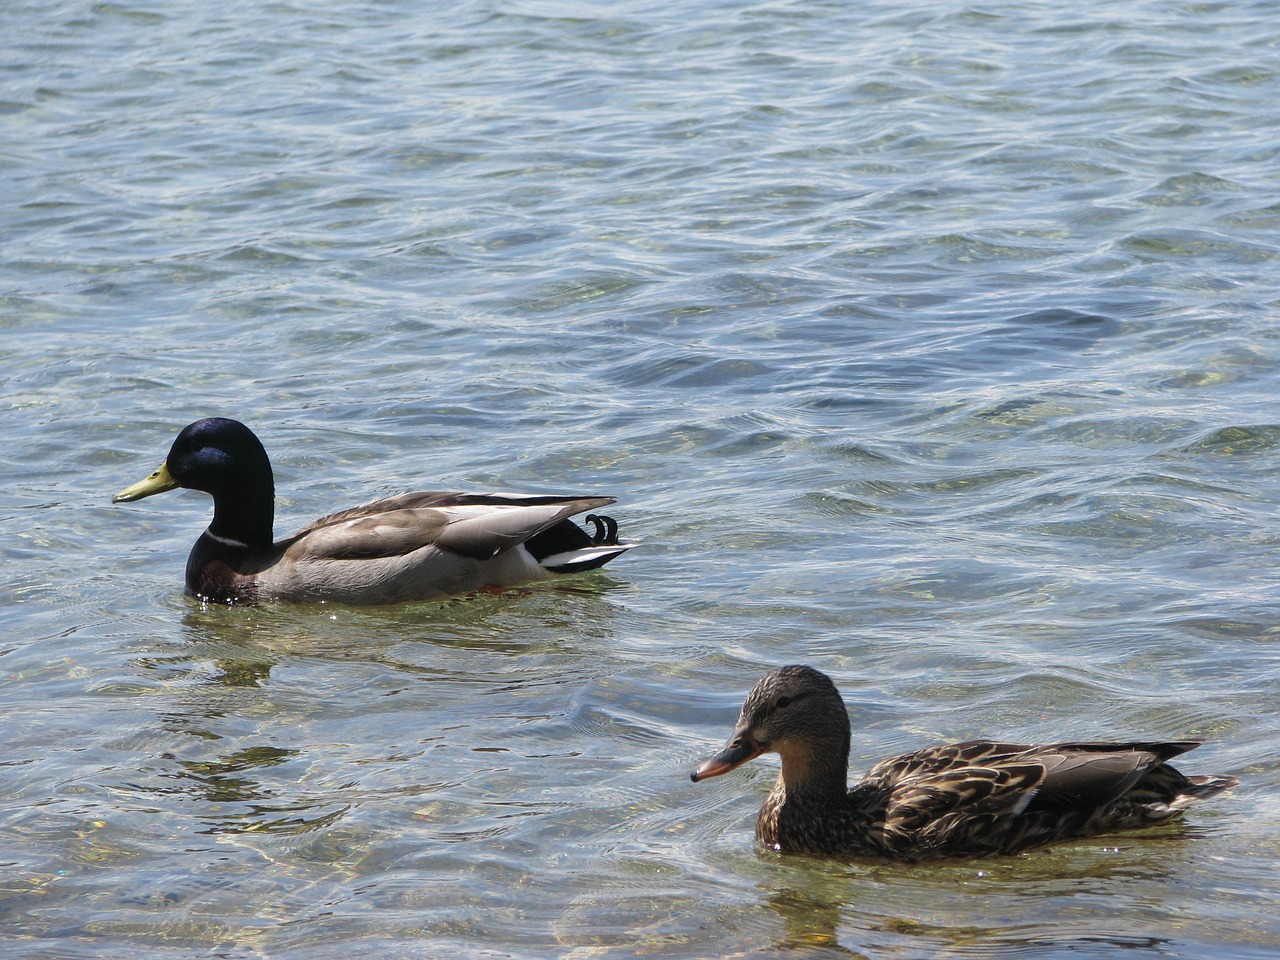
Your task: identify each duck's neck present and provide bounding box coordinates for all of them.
[207,481,275,549]
[779,746,851,802]
[759,745,872,855]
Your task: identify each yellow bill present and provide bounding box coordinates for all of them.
[113,462,179,503]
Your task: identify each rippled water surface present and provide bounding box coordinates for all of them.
[5,0,1280,957]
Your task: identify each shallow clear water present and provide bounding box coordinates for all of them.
[4,0,1280,956]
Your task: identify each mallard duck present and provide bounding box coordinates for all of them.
[691,665,1237,859]
[112,417,634,605]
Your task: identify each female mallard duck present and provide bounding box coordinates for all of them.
[112,417,633,605]
[691,665,1236,859]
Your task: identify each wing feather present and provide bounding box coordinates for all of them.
[284,491,615,562]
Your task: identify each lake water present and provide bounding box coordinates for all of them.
[4,0,1280,956]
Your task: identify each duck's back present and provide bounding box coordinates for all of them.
[758,740,1236,860]
[258,490,621,604]
[869,739,1235,859]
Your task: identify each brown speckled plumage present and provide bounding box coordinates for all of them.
[692,665,1237,860]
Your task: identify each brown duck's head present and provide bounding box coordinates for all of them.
[690,665,851,785]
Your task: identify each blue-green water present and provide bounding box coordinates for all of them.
[4,1,1280,956]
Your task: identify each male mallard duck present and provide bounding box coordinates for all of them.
[691,665,1237,859]
[113,417,633,605]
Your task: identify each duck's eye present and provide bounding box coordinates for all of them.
[775,696,792,709]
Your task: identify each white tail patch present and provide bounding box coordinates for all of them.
[540,542,634,572]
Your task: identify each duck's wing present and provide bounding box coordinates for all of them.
[865,742,1044,836]
[1013,740,1200,813]
[864,740,1031,786]
[866,740,1202,856]
[287,492,617,562]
